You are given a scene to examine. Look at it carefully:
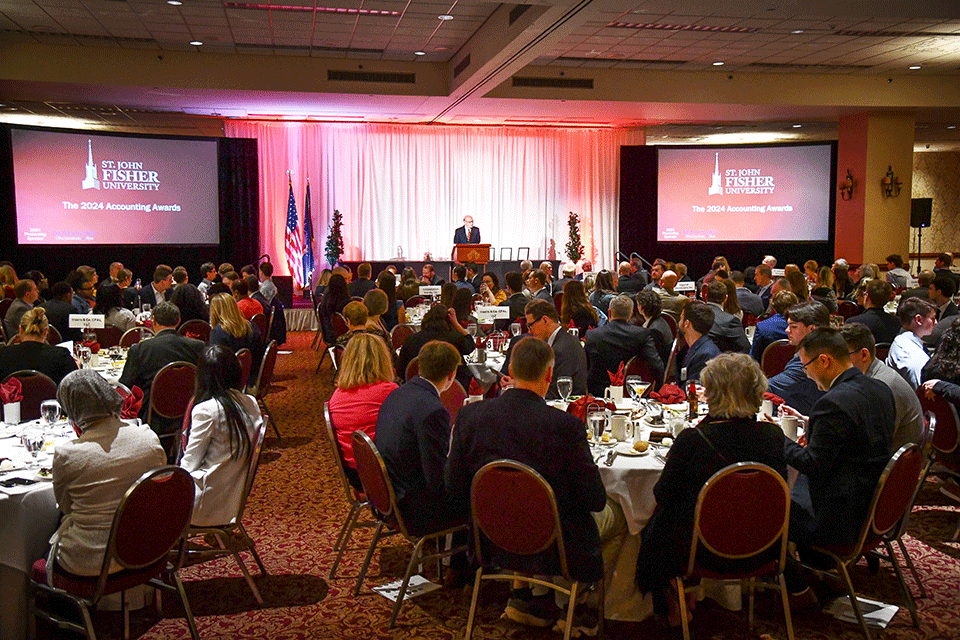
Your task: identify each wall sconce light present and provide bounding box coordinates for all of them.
[882,165,902,198]
[838,169,855,200]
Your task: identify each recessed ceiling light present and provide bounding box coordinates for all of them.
[792,124,802,128]
[438,14,453,20]
[414,51,425,56]
[189,40,203,46]
[712,61,724,66]
[909,65,921,70]
[168,0,182,5]
[791,29,804,34]
[948,125,957,129]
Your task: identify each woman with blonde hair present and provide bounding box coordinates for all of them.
[209,293,264,374]
[810,266,838,313]
[0,264,17,299]
[328,333,398,490]
[0,307,78,384]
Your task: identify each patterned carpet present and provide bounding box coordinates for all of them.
[68,332,960,639]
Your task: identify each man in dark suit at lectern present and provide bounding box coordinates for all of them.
[453,215,481,245]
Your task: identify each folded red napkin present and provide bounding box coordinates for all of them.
[117,385,144,419]
[566,395,615,422]
[607,362,625,387]
[0,378,22,404]
[568,319,576,329]
[81,340,100,354]
[468,378,484,396]
[650,384,686,404]
[763,392,785,406]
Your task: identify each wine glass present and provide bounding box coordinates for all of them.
[40,400,60,426]
[557,376,573,403]
[141,303,152,315]
[21,428,44,466]
[626,376,651,404]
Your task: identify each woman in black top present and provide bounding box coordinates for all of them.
[396,304,474,382]
[320,274,350,345]
[0,307,78,384]
[560,280,598,336]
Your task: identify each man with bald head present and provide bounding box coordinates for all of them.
[652,270,687,318]
[617,261,644,295]
[453,215,480,244]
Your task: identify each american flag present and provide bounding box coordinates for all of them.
[283,176,305,288]
[302,179,315,286]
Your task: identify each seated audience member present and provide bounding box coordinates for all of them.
[754,263,774,309]
[231,280,261,320]
[396,304,474,380]
[750,290,798,363]
[885,253,911,289]
[832,259,855,300]
[209,293,264,372]
[589,270,618,317]
[218,263,235,278]
[721,279,742,318]
[731,270,764,317]
[420,263,443,286]
[465,262,483,292]
[119,301,205,426]
[0,264,15,298]
[440,282,457,309]
[617,261,644,295]
[450,265,474,293]
[479,271,508,306]
[501,299,588,400]
[886,297,936,389]
[139,264,174,308]
[553,263,576,296]
[923,274,958,347]
[180,345,262,526]
[92,283,136,334]
[768,301,829,415]
[922,317,960,386]
[4,278,39,340]
[842,323,923,451]
[636,353,786,626]
[23,271,48,303]
[197,262,218,299]
[652,270,687,319]
[809,266,838,313]
[0,308,78,384]
[244,275,269,316]
[781,328,894,601]
[451,287,474,326]
[48,370,166,578]
[786,270,809,302]
[376,271,404,331]
[540,262,557,294]
[319,273,351,345]
[116,269,139,310]
[498,271,530,327]
[845,278,901,345]
[803,260,819,285]
[170,283,209,323]
[313,268,332,301]
[337,300,389,347]
[40,282,82,342]
[561,280,600,337]
[258,262,277,303]
[526,269,553,302]
[362,288,391,334]
[446,336,612,634]
[675,301,720,386]
[702,281,750,353]
[349,262,378,298]
[172,266,189,286]
[584,294,662,397]
[575,261,592,281]
[67,270,95,314]
[901,270,934,301]
[375,340,463,535]
[328,334,398,491]
[636,289,673,368]
[933,252,960,289]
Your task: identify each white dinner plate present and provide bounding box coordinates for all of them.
[616,442,649,456]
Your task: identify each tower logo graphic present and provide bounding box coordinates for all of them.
[81,139,100,190]
[708,152,722,196]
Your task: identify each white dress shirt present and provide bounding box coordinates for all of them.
[885,331,928,389]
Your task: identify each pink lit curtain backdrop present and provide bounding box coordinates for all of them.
[225,121,643,278]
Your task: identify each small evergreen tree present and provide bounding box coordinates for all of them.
[325,209,344,267]
[565,211,584,263]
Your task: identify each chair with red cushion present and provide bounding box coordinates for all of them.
[623,355,659,395]
[177,319,211,342]
[674,463,793,640]
[119,327,153,349]
[351,431,469,627]
[185,420,269,604]
[28,466,199,640]
[916,388,960,540]
[662,313,678,339]
[311,297,325,350]
[2,370,57,422]
[45,324,63,345]
[390,324,414,352]
[93,326,123,349]
[838,300,863,320]
[441,380,467,425]
[405,295,425,307]
[760,339,797,378]
[464,460,603,640]
[404,357,420,382]
[323,403,376,579]
[146,362,197,461]
[553,291,564,314]
[741,312,758,328]
[236,348,253,390]
[803,444,925,639]
[874,342,891,362]
[250,313,268,337]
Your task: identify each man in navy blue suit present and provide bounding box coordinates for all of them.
[675,300,720,385]
[453,215,481,244]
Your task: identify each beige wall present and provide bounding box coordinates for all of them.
[912,150,960,270]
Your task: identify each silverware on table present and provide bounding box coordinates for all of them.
[604,450,618,466]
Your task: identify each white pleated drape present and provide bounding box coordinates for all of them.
[225,121,644,276]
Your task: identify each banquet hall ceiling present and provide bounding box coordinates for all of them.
[1,0,960,147]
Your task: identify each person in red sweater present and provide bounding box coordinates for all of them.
[232,280,262,321]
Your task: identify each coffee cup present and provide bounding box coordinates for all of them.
[781,415,799,441]
[761,399,774,418]
[604,386,624,405]
[609,413,628,441]
[3,401,20,426]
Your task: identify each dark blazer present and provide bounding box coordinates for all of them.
[136,285,171,308]
[445,387,606,581]
[375,377,456,536]
[496,292,530,330]
[122,286,141,310]
[845,307,902,345]
[636,416,787,594]
[706,303,750,353]
[210,323,265,377]
[453,225,481,244]
[676,335,720,385]
[532,288,553,302]
[39,298,81,342]
[0,341,78,385]
[396,326,474,382]
[616,276,644,296]
[118,329,204,422]
[348,278,378,299]
[500,330,588,400]
[584,320,663,396]
[785,367,895,547]
[647,316,674,370]
[736,287,765,317]
[923,301,958,347]
[767,354,824,415]
[750,313,788,362]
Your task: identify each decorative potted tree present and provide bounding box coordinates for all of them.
[325,209,344,268]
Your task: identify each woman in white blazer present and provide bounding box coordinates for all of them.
[180,345,262,527]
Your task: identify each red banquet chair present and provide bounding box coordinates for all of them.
[28,466,199,640]
[623,355,659,395]
[146,362,197,461]
[441,380,467,426]
[93,326,122,349]
[2,370,57,422]
[250,313,268,338]
[236,348,253,390]
[177,319,211,342]
[120,327,153,349]
[249,340,281,439]
[390,324,414,352]
[916,388,960,540]
[760,339,797,379]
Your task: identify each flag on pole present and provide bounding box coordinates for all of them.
[283,175,305,288]
[302,179,315,286]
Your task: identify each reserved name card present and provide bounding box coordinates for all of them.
[68,314,105,329]
[771,268,785,277]
[673,281,696,292]
[419,285,442,297]
[474,306,510,321]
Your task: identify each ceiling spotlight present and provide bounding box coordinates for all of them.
[909,65,921,70]
[414,51,426,56]
[712,61,724,66]
[791,29,804,34]
[438,14,453,20]
[168,0,183,5]
[792,124,802,128]
[189,40,203,46]
[948,125,957,130]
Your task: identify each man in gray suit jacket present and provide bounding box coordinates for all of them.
[703,281,750,353]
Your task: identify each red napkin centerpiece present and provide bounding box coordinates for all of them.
[763,392,785,406]
[116,385,144,420]
[81,340,100,354]
[0,378,23,404]
[565,395,616,422]
[607,362,625,387]
[650,384,686,404]
[468,378,484,396]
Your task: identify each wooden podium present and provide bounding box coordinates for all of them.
[452,244,491,265]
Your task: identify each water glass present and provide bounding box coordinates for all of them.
[141,303,152,314]
[587,411,607,443]
[557,376,573,403]
[21,428,44,464]
[510,323,521,337]
[41,400,61,426]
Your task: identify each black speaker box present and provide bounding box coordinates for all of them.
[273,275,293,308]
[911,198,932,228]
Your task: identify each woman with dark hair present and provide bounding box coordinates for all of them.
[92,283,137,333]
[376,271,405,331]
[721,279,742,318]
[440,282,457,309]
[636,289,673,368]
[832,260,855,300]
[320,273,351,345]
[786,269,810,302]
[169,283,209,323]
[810,266,838,313]
[478,272,507,305]
[561,280,599,336]
[451,287,474,326]
[180,344,262,526]
[396,303,474,380]
[589,270,617,316]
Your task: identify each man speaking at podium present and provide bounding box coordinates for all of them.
[453,216,480,244]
